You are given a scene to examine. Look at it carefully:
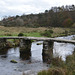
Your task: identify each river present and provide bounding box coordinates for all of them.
[0,35,75,75]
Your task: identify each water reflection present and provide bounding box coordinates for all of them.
[31,41,43,62]
[20,50,31,60]
[7,47,20,57]
[54,43,75,60]
[0,41,47,75]
[0,41,43,62]
[0,49,8,58]
[53,35,75,61]
[0,49,8,55]
[20,41,43,61]
[0,35,75,61]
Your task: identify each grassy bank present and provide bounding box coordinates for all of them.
[0,26,75,37]
[38,50,75,75]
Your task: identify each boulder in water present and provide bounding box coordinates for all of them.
[10,59,18,63]
[37,43,42,45]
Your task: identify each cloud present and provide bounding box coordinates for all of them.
[0,0,75,19]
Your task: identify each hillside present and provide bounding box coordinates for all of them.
[0,5,75,27]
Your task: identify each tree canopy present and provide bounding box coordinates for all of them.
[0,5,75,27]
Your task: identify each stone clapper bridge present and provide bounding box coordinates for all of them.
[0,37,75,62]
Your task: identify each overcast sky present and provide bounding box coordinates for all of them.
[0,0,75,20]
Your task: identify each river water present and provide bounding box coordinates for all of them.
[53,35,75,61]
[0,35,75,75]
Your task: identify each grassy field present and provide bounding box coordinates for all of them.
[0,26,75,37]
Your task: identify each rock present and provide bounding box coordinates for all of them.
[1,55,7,58]
[6,41,14,48]
[37,43,42,45]
[27,61,31,64]
[23,70,32,75]
[10,59,18,63]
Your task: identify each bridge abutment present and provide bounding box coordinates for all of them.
[0,38,7,49]
[42,41,53,63]
[20,39,31,60]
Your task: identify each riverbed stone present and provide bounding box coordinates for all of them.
[10,59,18,63]
[37,43,42,45]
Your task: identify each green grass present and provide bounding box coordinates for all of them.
[0,26,75,37]
[0,32,42,37]
[24,32,42,37]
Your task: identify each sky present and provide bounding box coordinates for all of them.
[0,0,75,20]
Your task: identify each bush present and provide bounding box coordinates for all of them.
[65,52,75,74]
[18,33,24,36]
[38,67,66,75]
[38,70,47,75]
[48,30,53,34]
[52,57,64,67]
[41,30,53,37]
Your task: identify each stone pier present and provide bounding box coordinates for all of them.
[42,41,54,63]
[0,38,7,49]
[20,39,31,60]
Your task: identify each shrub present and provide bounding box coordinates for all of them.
[18,33,24,36]
[66,52,75,74]
[38,67,66,75]
[38,70,47,75]
[52,57,64,67]
[41,30,53,37]
[48,67,66,75]
[48,30,53,34]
